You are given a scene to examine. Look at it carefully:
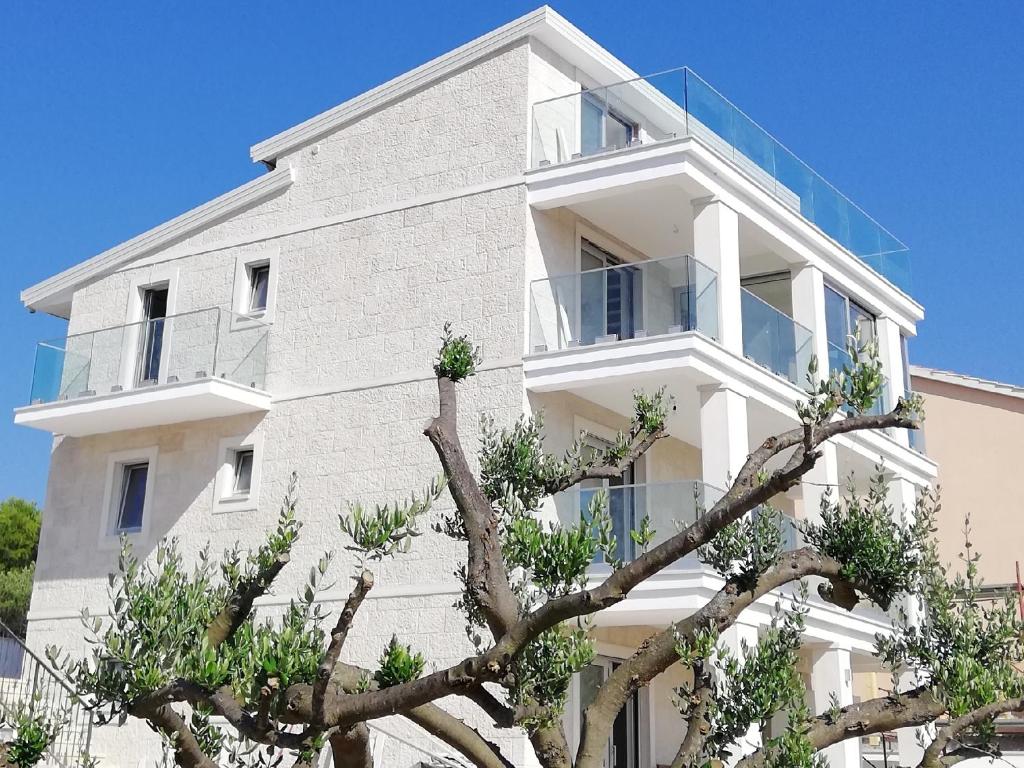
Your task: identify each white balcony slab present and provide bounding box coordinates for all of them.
[13,378,270,437]
[524,331,938,485]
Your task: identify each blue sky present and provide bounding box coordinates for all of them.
[2,2,1022,503]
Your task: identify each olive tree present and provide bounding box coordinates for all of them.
[48,326,1024,768]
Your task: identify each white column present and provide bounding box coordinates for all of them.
[800,442,839,524]
[790,262,830,382]
[887,475,926,765]
[877,315,908,445]
[699,384,748,491]
[810,645,859,768]
[896,671,927,767]
[720,622,762,765]
[693,197,742,354]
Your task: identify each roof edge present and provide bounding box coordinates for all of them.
[249,6,554,164]
[22,167,294,317]
[248,5,644,164]
[910,365,1024,401]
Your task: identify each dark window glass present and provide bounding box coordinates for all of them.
[232,449,254,495]
[249,265,270,313]
[116,462,148,533]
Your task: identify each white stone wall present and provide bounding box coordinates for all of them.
[30,39,536,767]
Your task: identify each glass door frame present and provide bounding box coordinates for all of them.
[568,654,651,768]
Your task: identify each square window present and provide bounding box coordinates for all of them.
[232,449,254,496]
[247,264,270,314]
[115,462,149,533]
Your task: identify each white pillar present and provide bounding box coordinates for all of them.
[810,645,859,768]
[896,672,927,767]
[720,623,762,765]
[800,442,839,524]
[693,197,742,354]
[877,315,908,444]
[699,384,748,491]
[790,262,830,383]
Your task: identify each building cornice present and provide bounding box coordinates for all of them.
[21,167,295,318]
[910,365,1024,401]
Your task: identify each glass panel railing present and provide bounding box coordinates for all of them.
[551,480,721,564]
[26,308,270,406]
[530,67,911,291]
[529,255,718,353]
[905,390,926,453]
[550,481,799,566]
[740,289,813,386]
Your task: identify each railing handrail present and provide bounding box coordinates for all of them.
[530,252,715,284]
[0,619,81,701]
[37,304,270,348]
[740,285,813,338]
[530,66,909,258]
[0,617,94,765]
[559,478,724,496]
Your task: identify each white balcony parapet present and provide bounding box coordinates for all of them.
[14,307,270,437]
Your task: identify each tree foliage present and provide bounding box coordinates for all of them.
[44,328,1023,768]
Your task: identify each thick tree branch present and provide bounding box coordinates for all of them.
[206,553,290,649]
[314,570,374,722]
[575,548,883,768]
[424,375,520,638]
[273,406,915,739]
[129,699,218,768]
[735,686,945,768]
[919,698,1024,768]
[669,659,715,768]
[547,425,667,493]
[404,699,517,768]
[330,724,373,768]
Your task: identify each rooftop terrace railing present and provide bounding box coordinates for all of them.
[531,67,912,292]
[27,307,269,406]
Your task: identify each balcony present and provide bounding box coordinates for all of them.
[530,67,912,292]
[740,288,813,387]
[14,308,270,437]
[529,255,718,353]
[528,256,814,392]
[551,479,720,565]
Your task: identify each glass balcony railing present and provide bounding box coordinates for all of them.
[905,390,926,453]
[27,307,269,406]
[552,480,722,564]
[550,480,801,566]
[740,289,813,386]
[528,255,718,353]
[530,67,912,292]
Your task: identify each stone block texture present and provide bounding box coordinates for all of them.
[28,40,544,766]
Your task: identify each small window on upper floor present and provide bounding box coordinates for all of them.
[115,462,149,534]
[247,263,270,315]
[232,449,254,496]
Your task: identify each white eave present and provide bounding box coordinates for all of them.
[21,167,294,318]
[910,365,1024,401]
[248,5,644,164]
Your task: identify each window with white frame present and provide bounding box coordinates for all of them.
[114,462,149,533]
[247,263,270,315]
[101,447,158,542]
[232,251,277,325]
[231,449,254,496]
[215,434,262,512]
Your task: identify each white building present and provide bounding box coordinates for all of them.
[12,7,937,767]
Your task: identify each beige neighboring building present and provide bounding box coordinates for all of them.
[911,366,1024,590]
